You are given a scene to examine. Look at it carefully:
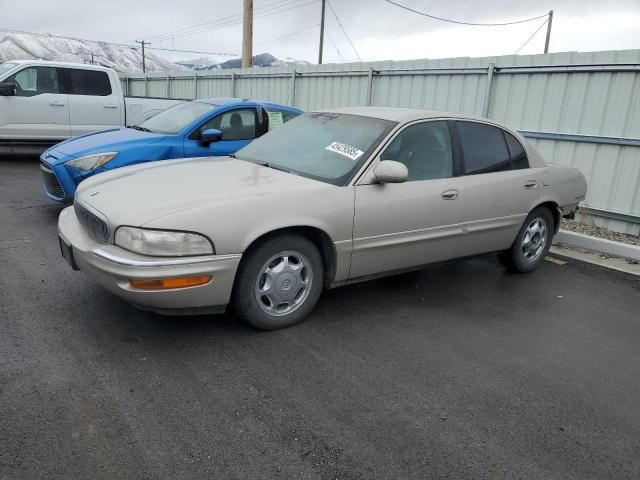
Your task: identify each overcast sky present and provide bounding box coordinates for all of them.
[4,0,640,63]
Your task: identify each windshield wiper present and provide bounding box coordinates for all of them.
[130,125,152,132]
[264,163,291,173]
[241,158,292,173]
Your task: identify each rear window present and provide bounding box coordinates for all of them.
[67,69,112,96]
[266,109,299,130]
[504,131,529,170]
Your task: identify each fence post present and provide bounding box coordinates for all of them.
[126,77,130,96]
[366,67,375,106]
[144,75,148,97]
[289,69,297,106]
[482,63,495,117]
[193,74,198,99]
[166,76,171,98]
[230,72,236,97]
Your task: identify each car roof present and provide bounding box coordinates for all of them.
[194,98,302,112]
[1,59,114,72]
[317,106,488,123]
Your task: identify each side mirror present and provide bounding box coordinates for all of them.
[373,160,408,183]
[201,128,223,144]
[0,82,16,96]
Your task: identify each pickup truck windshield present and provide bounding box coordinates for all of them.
[139,101,216,134]
[0,62,19,78]
[235,113,395,186]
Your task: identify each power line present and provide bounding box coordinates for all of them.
[327,0,361,61]
[514,18,549,54]
[142,0,299,40]
[326,30,345,61]
[383,0,549,26]
[143,0,305,41]
[141,0,319,43]
[255,24,320,47]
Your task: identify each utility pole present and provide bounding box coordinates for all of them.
[136,40,150,73]
[242,0,253,68]
[91,52,94,65]
[318,0,326,64]
[544,10,553,54]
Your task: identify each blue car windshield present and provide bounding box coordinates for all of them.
[235,113,395,186]
[139,101,216,134]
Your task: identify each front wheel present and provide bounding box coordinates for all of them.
[499,207,554,273]
[232,235,324,330]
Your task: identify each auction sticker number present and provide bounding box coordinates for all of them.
[325,142,364,161]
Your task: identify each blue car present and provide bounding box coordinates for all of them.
[40,98,302,202]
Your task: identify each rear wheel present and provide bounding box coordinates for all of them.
[499,207,554,273]
[232,234,324,330]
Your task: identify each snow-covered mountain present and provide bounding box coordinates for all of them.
[176,53,310,70]
[0,32,181,72]
[0,32,310,73]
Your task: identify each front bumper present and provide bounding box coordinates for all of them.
[58,206,242,314]
[40,150,77,203]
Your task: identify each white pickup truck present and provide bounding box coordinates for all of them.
[0,60,182,154]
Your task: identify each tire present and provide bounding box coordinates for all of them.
[499,207,554,273]
[232,234,324,330]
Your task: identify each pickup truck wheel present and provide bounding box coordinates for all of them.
[232,235,324,330]
[499,207,554,273]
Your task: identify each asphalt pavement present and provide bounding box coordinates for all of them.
[1,157,639,480]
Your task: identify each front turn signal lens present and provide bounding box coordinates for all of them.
[130,275,212,290]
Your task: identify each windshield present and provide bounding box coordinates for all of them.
[235,112,395,185]
[0,62,19,78]
[139,101,216,134]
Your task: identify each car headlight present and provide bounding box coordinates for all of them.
[66,152,118,171]
[115,226,214,257]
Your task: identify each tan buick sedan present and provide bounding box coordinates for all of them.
[58,107,587,329]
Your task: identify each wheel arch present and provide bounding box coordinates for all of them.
[532,200,561,233]
[240,226,338,287]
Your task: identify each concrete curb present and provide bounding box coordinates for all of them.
[554,230,640,262]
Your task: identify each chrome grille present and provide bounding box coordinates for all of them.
[74,201,110,244]
[40,163,65,199]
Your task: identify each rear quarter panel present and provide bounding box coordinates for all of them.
[539,165,588,215]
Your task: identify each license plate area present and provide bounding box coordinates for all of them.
[59,235,79,271]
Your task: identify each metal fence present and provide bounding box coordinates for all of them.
[120,50,640,235]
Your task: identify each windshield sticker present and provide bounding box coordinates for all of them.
[325,142,364,161]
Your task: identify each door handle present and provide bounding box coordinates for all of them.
[524,180,538,189]
[103,103,118,108]
[441,189,459,200]
[49,100,65,106]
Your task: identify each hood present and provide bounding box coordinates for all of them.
[76,157,331,227]
[48,128,167,162]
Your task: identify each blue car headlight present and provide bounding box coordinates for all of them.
[66,152,118,171]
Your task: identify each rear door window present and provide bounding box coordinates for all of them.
[66,69,112,96]
[266,109,300,130]
[457,121,511,175]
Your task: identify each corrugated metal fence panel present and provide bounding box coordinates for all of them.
[120,50,640,235]
[197,77,232,99]
[371,57,489,115]
[486,50,640,234]
[234,67,290,104]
